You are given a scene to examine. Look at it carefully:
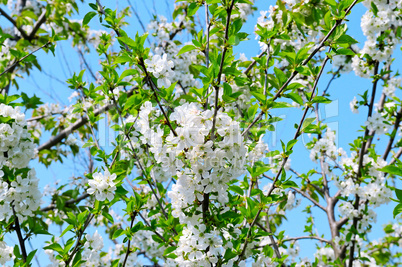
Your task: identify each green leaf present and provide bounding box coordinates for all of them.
[72,250,83,267]
[26,249,37,264]
[163,246,177,256]
[223,248,238,260]
[274,67,287,85]
[262,245,274,258]
[311,96,332,104]
[335,48,355,56]
[187,2,200,17]
[112,229,125,239]
[88,3,98,10]
[229,185,244,195]
[102,210,114,224]
[131,221,144,233]
[151,234,164,243]
[114,54,132,65]
[124,94,142,111]
[270,102,292,109]
[379,165,402,176]
[60,225,74,237]
[247,104,258,119]
[396,188,402,202]
[251,91,265,103]
[117,36,137,48]
[282,180,298,189]
[83,12,97,26]
[44,243,64,255]
[335,34,358,44]
[119,69,138,81]
[301,117,315,132]
[325,0,337,6]
[286,140,297,151]
[286,93,303,105]
[371,1,379,16]
[178,45,196,56]
[295,66,311,76]
[393,203,402,218]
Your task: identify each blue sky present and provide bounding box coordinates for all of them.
[2,0,401,265]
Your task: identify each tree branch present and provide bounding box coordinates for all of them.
[239,50,331,260]
[210,0,236,141]
[0,41,50,78]
[138,61,178,137]
[0,8,30,39]
[383,107,402,160]
[282,235,332,245]
[40,193,90,212]
[263,174,326,212]
[65,213,94,266]
[204,1,211,109]
[37,87,137,151]
[243,50,266,75]
[271,0,359,102]
[12,204,27,262]
[29,9,47,40]
[349,61,379,267]
[122,212,138,267]
[241,0,359,136]
[255,222,282,259]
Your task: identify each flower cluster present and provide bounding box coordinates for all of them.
[365,113,389,135]
[352,0,402,77]
[256,5,320,53]
[144,54,175,88]
[87,170,117,202]
[0,240,13,265]
[350,96,359,113]
[383,76,401,97]
[81,231,105,266]
[0,104,40,221]
[314,247,335,265]
[124,101,267,265]
[147,14,191,41]
[309,129,341,162]
[0,104,36,169]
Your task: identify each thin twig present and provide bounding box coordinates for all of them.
[271,0,359,102]
[243,50,265,75]
[241,0,358,137]
[38,87,137,151]
[204,1,210,109]
[12,204,27,262]
[239,50,332,260]
[29,9,47,39]
[0,8,30,39]
[263,174,326,211]
[210,0,236,141]
[65,213,95,266]
[383,107,402,160]
[255,221,282,259]
[349,61,379,267]
[77,49,97,81]
[282,236,332,245]
[122,212,138,267]
[289,168,325,194]
[138,61,178,136]
[0,41,50,78]
[41,193,90,212]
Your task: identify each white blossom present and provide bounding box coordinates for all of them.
[87,170,117,201]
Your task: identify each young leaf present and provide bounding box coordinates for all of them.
[83,11,97,26]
